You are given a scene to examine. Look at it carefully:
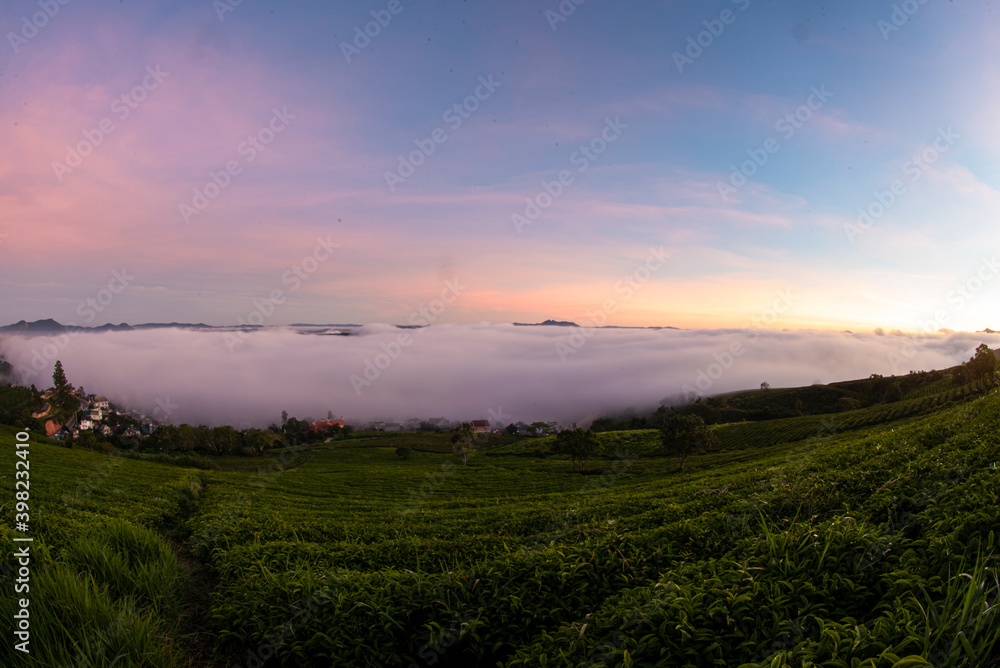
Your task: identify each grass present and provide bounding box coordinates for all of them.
[1,388,998,666]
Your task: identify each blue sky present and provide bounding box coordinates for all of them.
[1,0,998,331]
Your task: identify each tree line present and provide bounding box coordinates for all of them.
[553,407,716,473]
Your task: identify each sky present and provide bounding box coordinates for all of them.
[1,0,999,332]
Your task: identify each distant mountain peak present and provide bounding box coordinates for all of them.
[513,320,580,327]
[1,318,66,332]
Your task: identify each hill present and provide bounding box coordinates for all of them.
[0,319,215,333]
[587,359,994,432]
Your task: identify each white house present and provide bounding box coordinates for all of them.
[79,418,94,430]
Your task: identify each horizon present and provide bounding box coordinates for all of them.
[2,2,999,332]
[3,315,999,337]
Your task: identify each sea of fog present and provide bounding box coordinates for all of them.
[1,325,996,428]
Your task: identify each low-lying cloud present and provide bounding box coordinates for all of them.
[2,325,996,428]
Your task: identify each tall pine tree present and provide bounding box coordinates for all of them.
[52,360,71,407]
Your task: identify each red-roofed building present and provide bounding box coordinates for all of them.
[310,419,346,432]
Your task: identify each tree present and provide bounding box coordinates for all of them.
[242,429,273,456]
[281,411,289,428]
[151,424,179,451]
[838,396,861,411]
[648,405,671,430]
[884,382,903,403]
[553,428,602,473]
[195,426,215,452]
[283,417,310,443]
[52,360,72,407]
[529,421,550,436]
[760,382,771,391]
[212,426,240,454]
[971,343,997,385]
[176,424,198,451]
[78,431,97,451]
[451,423,477,466]
[589,417,619,433]
[659,413,716,471]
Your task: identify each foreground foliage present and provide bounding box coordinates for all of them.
[1,389,998,666]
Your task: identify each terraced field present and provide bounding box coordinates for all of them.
[2,390,999,666]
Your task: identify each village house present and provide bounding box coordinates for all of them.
[471,419,491,434]
[425,417,450,430]
[310,419,346,431]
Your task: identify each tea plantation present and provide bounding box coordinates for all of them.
[2,390,999,666]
